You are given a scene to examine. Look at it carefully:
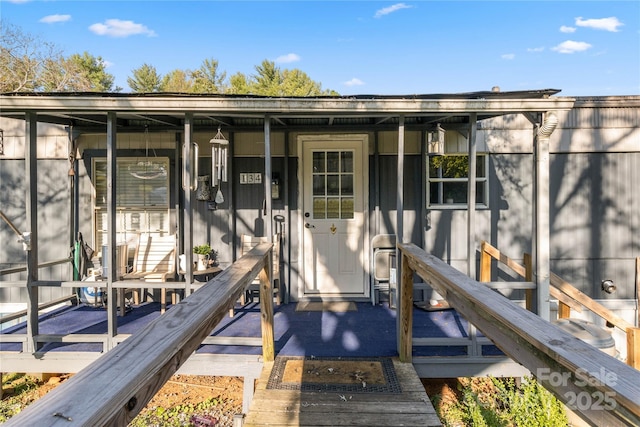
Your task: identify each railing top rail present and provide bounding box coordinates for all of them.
[479,240,634,332]
[4,243,273,427]
[398,243,640,426]
[0,257,72,276]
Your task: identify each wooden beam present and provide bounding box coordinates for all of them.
[25,112,39,353]
[551,272,633,332]
[0,294,77,324]
[482,281,536,290]
[479,242,492,282]
[4,244,274,427]
[627,327,640,370]
[523,253,534,312]
[398,243,640,426]
[636,257,639,327]
[259,249,274,362]
[480,241,527,277]
[398,249,414,363]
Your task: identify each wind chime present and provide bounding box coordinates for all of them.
[210,127,229,204]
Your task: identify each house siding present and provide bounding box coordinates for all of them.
[1,97,639,307]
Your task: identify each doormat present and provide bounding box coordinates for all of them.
[295,301,357,312]
[266,357,401,393]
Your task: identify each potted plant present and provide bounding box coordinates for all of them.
[193,243,212,270]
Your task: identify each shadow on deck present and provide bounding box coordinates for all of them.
[0,300,501,359]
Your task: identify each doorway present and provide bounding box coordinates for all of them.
[298,134,369,299]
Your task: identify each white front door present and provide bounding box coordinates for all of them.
[299,135,368,297]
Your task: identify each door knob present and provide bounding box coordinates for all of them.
[305,223,315,228]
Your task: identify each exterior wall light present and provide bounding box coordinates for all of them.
[601,279,616,294]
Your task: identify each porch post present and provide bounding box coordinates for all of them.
[264,115,273,239]
[106,112,118,346]
[398,246,414,362]
[396,115,406,355]
[25,112,39,353]
[467,113,477,279]
[534,112,557,321]
[396,115,405,244]
[467,113,479,356]
[184,113,194,293]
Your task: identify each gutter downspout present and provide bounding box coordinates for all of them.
[534,112,558,321]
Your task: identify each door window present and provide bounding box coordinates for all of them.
[312,150,354,219]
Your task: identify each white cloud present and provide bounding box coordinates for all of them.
[560,25,576,33]
[501,53,515,60]
[275,53,300,64]
[374,3,412,18]
[344,78,364,87]
[551,40,592,54]
[39,14,71,24]
[527,47,544,53]
[7,0,30,3]
[575,16,623,32]
[89,19,157,38]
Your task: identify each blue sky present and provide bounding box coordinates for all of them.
[2,0,639,96]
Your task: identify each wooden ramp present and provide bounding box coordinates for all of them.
[243,357,441,426]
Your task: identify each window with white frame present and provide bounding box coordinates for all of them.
[427,154,488,208]
[93,157,170,249]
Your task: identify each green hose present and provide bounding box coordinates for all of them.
[73,240,81,280]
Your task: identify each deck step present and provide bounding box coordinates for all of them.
[243,357,441,427]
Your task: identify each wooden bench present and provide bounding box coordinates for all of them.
[122,234,176,313]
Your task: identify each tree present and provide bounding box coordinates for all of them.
[40,56,91,92]
[160,69,194,93]
[0,21,59,92]
[226,59,338,96]
[281,68,336,96]
[228,72,251,94]
[192,58,227,94]
[68,52,118,92]
[128,63,162,92]
[252,60,283,95]
[0,22,118,92]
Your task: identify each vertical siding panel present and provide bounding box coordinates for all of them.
[490,154,534,257]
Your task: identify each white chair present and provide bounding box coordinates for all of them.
[231,233,281,315]
[371,234,396,306]
[122,234,176,313]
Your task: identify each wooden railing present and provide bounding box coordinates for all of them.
[3,243,275,427]
[397,243,640,427]
[0,294,77,324]
[0,257,73,276]
[479,240,640,370]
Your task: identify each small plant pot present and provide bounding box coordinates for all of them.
[196,254,209,270]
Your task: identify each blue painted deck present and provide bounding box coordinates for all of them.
[1,301,502,357]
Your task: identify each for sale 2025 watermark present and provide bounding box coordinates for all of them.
[537,367,617,411]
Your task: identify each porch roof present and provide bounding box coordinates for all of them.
[0,89,574,133]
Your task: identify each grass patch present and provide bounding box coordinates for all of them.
[1,373,47,422]
[433,376,568,427]
[129,398,221,426]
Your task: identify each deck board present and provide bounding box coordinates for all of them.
[244,358,441,427]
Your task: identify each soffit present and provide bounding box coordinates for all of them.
[0,90,574,133]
